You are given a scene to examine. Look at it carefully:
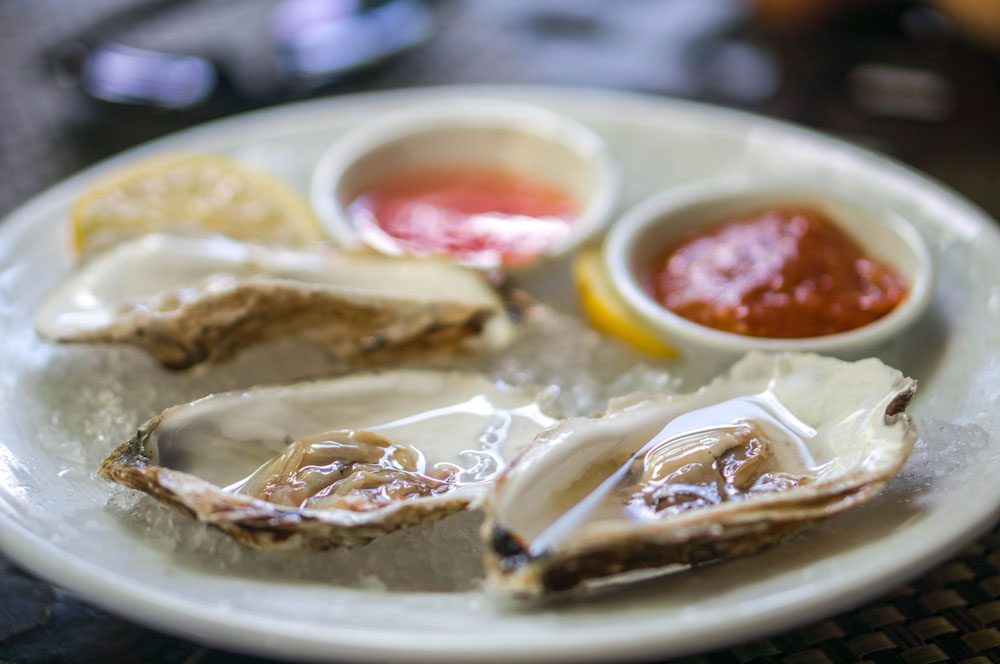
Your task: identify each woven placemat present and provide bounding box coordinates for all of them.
[679,529,1000,664]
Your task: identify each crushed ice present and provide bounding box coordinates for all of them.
[483,305,678,417]
[907,418,994,487]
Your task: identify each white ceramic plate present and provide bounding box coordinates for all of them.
[0,86,998,663]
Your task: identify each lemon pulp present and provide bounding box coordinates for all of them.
[573,248,679,360]
[72,153,324,254]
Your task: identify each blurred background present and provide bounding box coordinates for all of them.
[2,0,1000,661]
[2,0,1000,219]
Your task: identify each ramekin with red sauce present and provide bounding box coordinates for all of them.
[311,100,621,270]
[604,180,934,357]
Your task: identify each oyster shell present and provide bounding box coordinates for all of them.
[101,370,557,550]
[36,233,513,369]
[483,353,917,596]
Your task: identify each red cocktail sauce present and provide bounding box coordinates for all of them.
[347,167,579,268]
[650,208,908,338]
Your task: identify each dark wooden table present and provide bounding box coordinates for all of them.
[2,2,999,662]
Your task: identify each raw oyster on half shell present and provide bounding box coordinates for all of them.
[36,233,514,369]
[101,370,557,550]
[483,353,917,597]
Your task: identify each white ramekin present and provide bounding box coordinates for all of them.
[603,178,935,357]
[310,99,621,269]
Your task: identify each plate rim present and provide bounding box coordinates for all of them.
[1,84,998,663]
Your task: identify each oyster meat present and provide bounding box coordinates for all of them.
[101,370,557,550]
[37,233,514,369]
[483,352,917,596]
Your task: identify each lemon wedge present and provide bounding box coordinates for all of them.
[71,153,324,254]
[573,247,680,360]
